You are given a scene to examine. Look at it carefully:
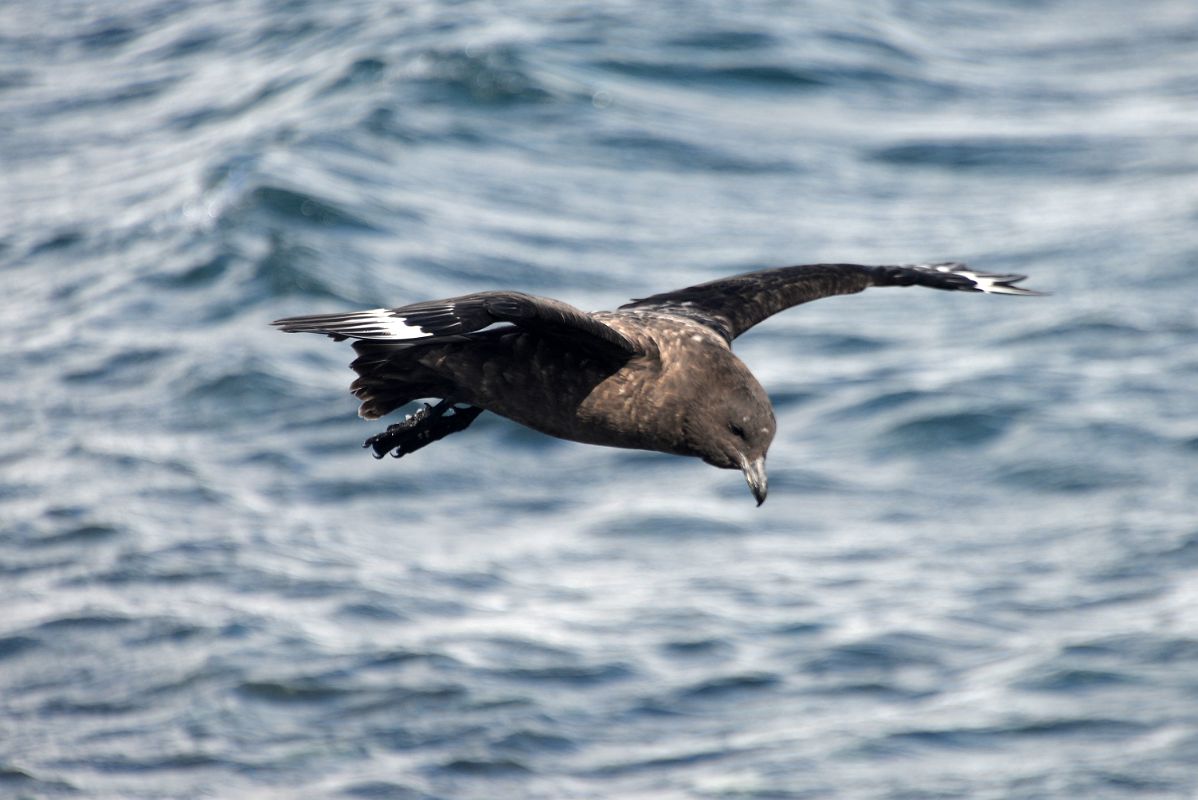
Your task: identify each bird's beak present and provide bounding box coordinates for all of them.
[741,455,768,506]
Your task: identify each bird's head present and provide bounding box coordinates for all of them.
[692,384,776,506]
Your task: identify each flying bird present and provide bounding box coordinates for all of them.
[273,262,1042,504]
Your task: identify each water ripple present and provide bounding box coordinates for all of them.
[4,1,1198,798]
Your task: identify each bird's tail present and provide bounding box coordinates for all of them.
[876,262,1046,296]
[348,341,450,420]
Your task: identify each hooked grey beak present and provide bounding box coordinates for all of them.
[741,455,768,506]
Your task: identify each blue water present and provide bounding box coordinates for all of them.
[3,1,1198,797]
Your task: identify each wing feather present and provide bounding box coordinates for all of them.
[273,290,640,358]
[620,262,1043,342]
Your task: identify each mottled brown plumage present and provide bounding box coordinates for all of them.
[274,262,1041,504]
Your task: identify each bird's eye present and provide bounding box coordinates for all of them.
[729,423,746,439]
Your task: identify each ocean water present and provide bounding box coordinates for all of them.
[3,0,1198,797]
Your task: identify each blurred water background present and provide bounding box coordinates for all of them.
[3,1,1198,798]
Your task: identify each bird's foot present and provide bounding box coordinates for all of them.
[364,400,483,459]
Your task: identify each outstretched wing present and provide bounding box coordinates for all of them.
[273,290,640,358]
[620,262,1043,342]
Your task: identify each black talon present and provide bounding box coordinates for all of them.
[363,400,484,460]
[363,404,434,458]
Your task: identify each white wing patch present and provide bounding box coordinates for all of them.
[336,308,431,340]
[271,308,439,341]
[366,308,433,337]
[916,262,1043,296]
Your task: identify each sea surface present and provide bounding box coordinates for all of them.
[3,1,1198,798]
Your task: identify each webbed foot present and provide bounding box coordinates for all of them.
[364,400,483,459]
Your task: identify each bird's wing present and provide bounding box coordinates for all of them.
[273,290,640,357]
[619,262,1043,342]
